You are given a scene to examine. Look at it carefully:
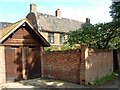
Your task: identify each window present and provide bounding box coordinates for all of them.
[60,34,65,44]
[48,33,54,44]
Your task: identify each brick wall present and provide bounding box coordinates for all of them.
[43,49,81,84]
[0,45,114,84]
[43,47,114,85]
[0,46,6,83]
[85,49,113,84]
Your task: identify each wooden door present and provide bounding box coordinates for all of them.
[5,46,16,81]
[5,46,41,81]
[5,46,23,81]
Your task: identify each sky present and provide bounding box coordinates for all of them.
[0,0,113,24]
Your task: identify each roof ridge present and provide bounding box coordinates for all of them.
[37,12,82,23]
[0,18,26,41]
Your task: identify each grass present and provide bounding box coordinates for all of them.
[88,73,117,87]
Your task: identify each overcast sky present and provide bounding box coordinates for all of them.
[0,0,113,24]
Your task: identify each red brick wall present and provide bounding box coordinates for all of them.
[43,46,114,85]
[85,49,113,84]
[43,49,81,84]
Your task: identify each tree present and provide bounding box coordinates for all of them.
[66,22,120,49]
[66,1,120,49]
[110,1,120,21]
[109,1,120,49]
[66,23,97,48]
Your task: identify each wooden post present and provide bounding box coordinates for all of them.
[22,47,27,80]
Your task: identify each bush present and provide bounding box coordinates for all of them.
[44,43,79,51]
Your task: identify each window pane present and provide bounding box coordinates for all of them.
[48,33,54,44]
[60,34,65,44]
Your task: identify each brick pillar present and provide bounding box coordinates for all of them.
[80,45,88,85]
[0,46,6,83]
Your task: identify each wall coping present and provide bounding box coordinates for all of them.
[44,49,81,54]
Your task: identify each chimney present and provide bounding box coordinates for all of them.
[55,9,61,18]
[30,3,37,13]
[86,17,90,24]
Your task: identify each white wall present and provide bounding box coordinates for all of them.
[0,46,6,83]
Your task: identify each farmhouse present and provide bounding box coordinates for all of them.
[0,4,90,46]
[0,18,50,83]
[26,4,90,46]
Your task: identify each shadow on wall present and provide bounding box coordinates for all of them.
[26,47,41,79]
[14,52,23,81]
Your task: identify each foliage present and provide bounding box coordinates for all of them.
[88,73,117,87]
[110,1,120,21]
[66,1,120,49]
[66,24,96,48]
[67,22,120,49]
[44,45,59,51]
[44,43,77,51]
[109,1,120,49]
[59,43,77,50]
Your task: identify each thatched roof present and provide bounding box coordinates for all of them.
[27,12,83,33]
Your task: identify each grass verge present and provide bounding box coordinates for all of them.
[88,73,118,87]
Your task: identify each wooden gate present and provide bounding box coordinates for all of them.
[5,46,41,81]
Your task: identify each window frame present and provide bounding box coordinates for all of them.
[60,33,65,44]
[48,32,54,44]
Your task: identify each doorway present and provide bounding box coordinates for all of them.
[25,46,41,79]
